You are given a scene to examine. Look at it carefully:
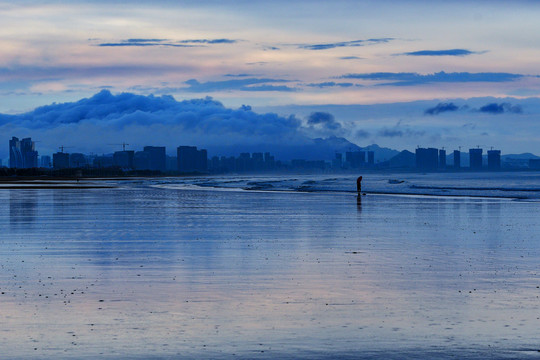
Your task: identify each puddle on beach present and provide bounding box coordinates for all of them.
[1,184,540,359]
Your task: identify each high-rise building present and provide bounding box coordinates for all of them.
[134,151,150,170]
[345,151,365,168]
[93,155,114,168]
[264,152,275,171]
[113,150,135,169]
[9,136,38,168]
[177,146,207,173]
[53,152,70,169]
[40,155,51,168]
[21,138,38,168]
[252,152,264,171]
[332,153,342,169]
[469,148,483,170]
[143,146,166,172]
[453,150,461,169]
[487,150,501,170]
[69,153,87,168]
[439,149,446,169]
[9,137,22,168]
[415,148,438,170]
[367,151,375,166]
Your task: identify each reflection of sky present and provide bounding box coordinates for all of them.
[1,182,540,357]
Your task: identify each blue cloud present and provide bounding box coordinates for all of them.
[378,128,404,137]
[425,102,459,115]
[341,71,524,86]
[339,56,363,60]
[244,85,296,92]
[178,38,237,44]
[224,74,256,77]
[478,103,523,114]
[299,38,393,50]
[185,78,295,92]
[401,49,479,56]
[0,89,302,134]
[355,129,370,139]
[0,90,359,160]
[98,39,195,47]
[377,121,425,138]
[307,112,341,131]
[307,82,354,88]
[98,38,237,47]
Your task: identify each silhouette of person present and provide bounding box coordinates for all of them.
[356,176,362,195]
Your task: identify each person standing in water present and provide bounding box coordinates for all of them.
[356,176,362,195]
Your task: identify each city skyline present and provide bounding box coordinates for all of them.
[1,1,540,155]
[7,135,538,173]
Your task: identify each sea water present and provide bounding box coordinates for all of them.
[1,172,540,359]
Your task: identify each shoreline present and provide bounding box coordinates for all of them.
[1,175,537,200]
[153,183,522,200]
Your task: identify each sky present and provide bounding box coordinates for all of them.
[1,0,540,158]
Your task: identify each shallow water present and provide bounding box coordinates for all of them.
[1,175,540,359]
[148,171,540,199]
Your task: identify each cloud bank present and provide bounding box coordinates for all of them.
[425,102,523,115]
[307,112,342,131]
[478,103,523,114]
[425,102,459,115]
[400,49,479,56]
[307,82,354,88]
[184,78,295,92]
[98,38,237,47]
[298,38,393,50]
[341,71,523,86]
[0,90,354,160]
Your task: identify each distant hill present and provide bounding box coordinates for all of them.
[359,144,400,163]
[207,136,362,161]
[207,138,402,162]
[502,153,540,160]
[388,150,416,168]
[446,151,470,167]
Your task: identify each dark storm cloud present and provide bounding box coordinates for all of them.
[424,102,459,115]
[184,78,295,92]
[400,49,479,56]
[378,128,404,137]
[355,129,370,139]
[478,103,523,114]
[307,112,342,130]
[377,121,425,138]
[0,89,302,138]
[341,71,524,86]
[0,90,360,160]
[298,38,393,50]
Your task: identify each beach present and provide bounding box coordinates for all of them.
[1,174,540,359]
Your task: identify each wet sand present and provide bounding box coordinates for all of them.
[0,179,116,189]
[1,185,540,359]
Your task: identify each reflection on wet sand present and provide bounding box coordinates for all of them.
[0,185,539,359]
[9,189,37,228]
